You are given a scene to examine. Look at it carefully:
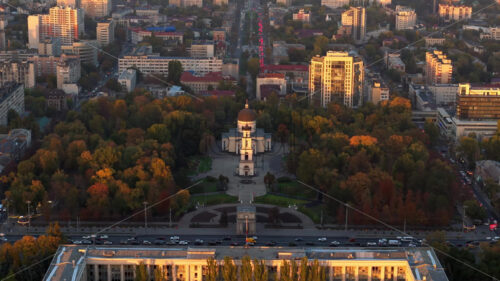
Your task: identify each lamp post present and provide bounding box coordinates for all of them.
[143,201,148,228]
[26,200,31,231]
[345,203,349,232]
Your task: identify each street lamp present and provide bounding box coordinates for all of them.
[143,201,148,228]
[26,200,31,231]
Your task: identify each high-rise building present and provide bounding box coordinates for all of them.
[0,83,24,126]
[457,83,500,120]
[0,60,35,88]
[96,19,114,46]
[426,50,453,85]
[27,7,84,49]
[366,79,389,105]
[321,0,348,9]
[81,0,111,18]
[341,7,366,44]
[118,69,137,92]
[189,41,215,58]
[309,51,364,108]
[395,5,417,30]
[56,57,80,89]
[56,0,80,8]
[118,55,223,76]
[438,4,472,22]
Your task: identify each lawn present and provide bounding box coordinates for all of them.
[190,193,238,206]
[254,194,308,207]
[190,178,218,194]
[277,181,316,200]
[187,156,212,176]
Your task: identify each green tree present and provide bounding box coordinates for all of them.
[105,78,122,92]
[167,60,183,84]
[312,36,329,56]
[424,121,439,146]
[206,257,218,281]
[264,172,275,190]
[222,256,237,281]
[154,266,167,281]
[135,263,149,281]
[457,136,479,169]
[247,58,260,80]
[464,200,487,221]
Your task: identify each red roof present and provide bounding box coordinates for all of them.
[261,64,308,72]
[200,90,235,97]
[257,73,285,79]
[260,84,283,99]
[180,72,235,83]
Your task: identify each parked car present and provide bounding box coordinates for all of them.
[318,237,327,242]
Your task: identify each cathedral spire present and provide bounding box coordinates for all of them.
[245,100,249,109]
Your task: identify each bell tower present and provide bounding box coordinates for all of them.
[238,102,255,176]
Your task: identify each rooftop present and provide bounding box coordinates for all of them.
[180,71,234,83]
[118,69,137,80]
[44,246,449,281]
[261,64,308,72]
[257,73,285,79]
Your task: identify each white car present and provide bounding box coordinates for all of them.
[252,236,258,240]
[100,235,109,239]
[103,241,113,245]
[73,240,82,245]
[170,236,180,241]
[330,241,340,246]
[318,237,327,242]
[143,240,152,245]
[82,235,91,239]
[366,242,377,246]
[408,243,417,247]
[179,240,189,245]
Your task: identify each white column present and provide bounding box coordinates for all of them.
[393,266,397,281]
[173,264,177,281]
[94,265,99,280]
[120,265,124,281]
[367,266,372,281]
[107,264,111,281]
[329,266,333,281]
[342,266,346,281]
[355,266,359,281]
[381,266,385,281]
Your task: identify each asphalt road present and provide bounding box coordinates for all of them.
[3,233,495,249]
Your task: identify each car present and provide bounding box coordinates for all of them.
[223,236,232,241]
[103,241,113,245]
[154,239,166,245]
[247,242,255,246]
[295,238,303,241]
[486,237,492,240]
[82,240,92,245]
[130,240,140,245]
[401,236,414,242]
[230,242,239,246]
[329,241,340,247]
[288,242,298,247]
[166,241,176,245]
[408,243,417,247]
[73,240,82,245]
[266,241,277,246]
[318,237,327,242]
[349,238,356,242]
[120,240,128,245]
[366,242,377,246]
[99,235,108,239]
[82,235,91,239]
[194,239,204,245]
[305,242,315,246]
[179,240,189,245]
[216,240,222,245]
[170,236,180,241]
[127,236,137,241]
[143,240,152,245]
[208,241,217,246]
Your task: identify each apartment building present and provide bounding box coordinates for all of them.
[56,57,81,90]
[425,50,453,85]
[180,71,235,94]
[321,0,348,9]
[118,56,223,76]
[256,73,287,100]
[118,69,137,92]
[189,42,215,58]
[28,6,84,49]
[395,5,417,30]
[96,19,115,46]
[438,4,472,22]
[0,83,24,126]
[341,7,366,44]
[309,51,364,108]
[81,0,111,18]
[0,60,35,88]
[293,9,311,23]
[38,38,62,56]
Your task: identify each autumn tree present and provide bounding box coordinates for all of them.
[135,263,149,281]
[206,257,218,281]
[222,256,237,281]
[240,256,252,281]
